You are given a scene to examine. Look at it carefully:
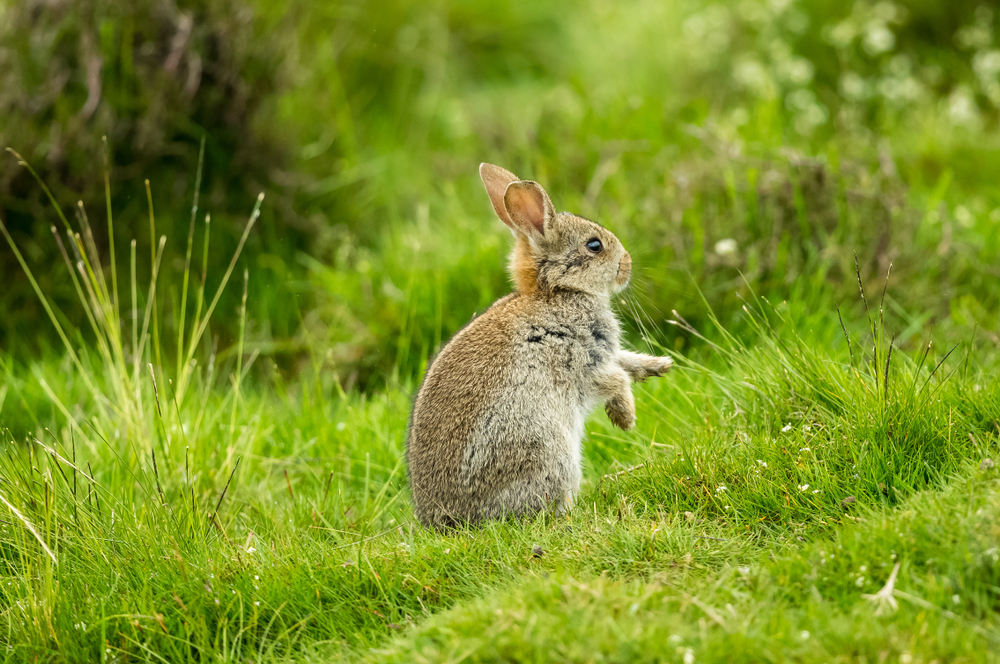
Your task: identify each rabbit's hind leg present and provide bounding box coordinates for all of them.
[482,473,573,521]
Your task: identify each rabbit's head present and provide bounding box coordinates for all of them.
[479,163,631,297]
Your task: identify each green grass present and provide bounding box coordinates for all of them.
[1,215,998,659]
[372,462,1000,663]
[268,0,1000,387]
[3,0,1000,661]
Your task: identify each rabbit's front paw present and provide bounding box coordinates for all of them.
[619,351,674,382]
[649,355,673,377]
[605,396,636,431]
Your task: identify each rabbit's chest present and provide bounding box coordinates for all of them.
[521,316,618,386]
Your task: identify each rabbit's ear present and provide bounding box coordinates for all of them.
[503,180,554,238]
[479,163,520,230]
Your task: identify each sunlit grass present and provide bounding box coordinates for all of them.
[3,0,1000,659]
[372,464,1000,663]
[1,175,998,659]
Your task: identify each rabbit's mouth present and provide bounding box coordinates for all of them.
[615,252,632,289]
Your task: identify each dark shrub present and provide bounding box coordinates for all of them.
[0,0,287,350]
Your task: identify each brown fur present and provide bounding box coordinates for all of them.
[509,235,538,294]
[406,163,673,528]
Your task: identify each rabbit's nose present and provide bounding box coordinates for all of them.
[616,251,632,286]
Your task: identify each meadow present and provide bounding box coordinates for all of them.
[1,0,1000,661]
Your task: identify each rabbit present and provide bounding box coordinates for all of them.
[406,163,673,528]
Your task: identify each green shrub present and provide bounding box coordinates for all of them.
[286,1,1000,386]
[5,0,1000,383]
[0,0,288,351]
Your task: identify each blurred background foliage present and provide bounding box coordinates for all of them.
[2,0,999,387]
[0,0,296,356]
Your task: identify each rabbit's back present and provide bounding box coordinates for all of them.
[407,291,619,527]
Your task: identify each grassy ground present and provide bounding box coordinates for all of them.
[374,464,1000,663]
[3,0,1000,661]
[1,240,998,660]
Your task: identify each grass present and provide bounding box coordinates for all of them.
[3,0,1000,661]
[1,192,998,659]
[373,464,1000,663]
[270,0,1000,385]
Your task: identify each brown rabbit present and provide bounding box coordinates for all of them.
[406,163,672,528]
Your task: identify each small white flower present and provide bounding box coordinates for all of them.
[714,238,738,257]
[716,485,727,493]
[948,88,978,126]
[954,206,973,228]
[683,648,695,664]
[782,424,792,433]
[336,422,346,431]
[798,484,810,492]
[855,576,865,587]
[254,575,259,580]
[952,594,961,605]
[863,25,895,55]
[812,489,820,494]
[756,460,767,467]
[255,601,260,606]
[859,565,867,573]
[800,447,811,453]
[800,630,810,640]
[246,546,256,554]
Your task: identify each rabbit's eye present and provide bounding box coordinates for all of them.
[585,238,603,253]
